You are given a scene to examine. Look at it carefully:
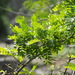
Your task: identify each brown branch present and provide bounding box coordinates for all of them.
[15,60,32,75]
[64,59,71,74]
[64,52,72,75]
[15,54,40,75]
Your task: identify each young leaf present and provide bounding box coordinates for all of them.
[0,47,9,55]
[30,63,38,73]
[28,39,40,45]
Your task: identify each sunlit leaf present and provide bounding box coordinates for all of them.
[28,39,40,45]
[0,47,9,55]
[65,63,75,71]
[30,63,38,73]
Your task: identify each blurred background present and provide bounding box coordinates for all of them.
[0,0,25,42]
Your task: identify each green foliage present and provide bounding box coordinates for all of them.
[17,63,38,75]
[9,14,65,61]
[65,62,75,71]
[10,0,75,60]
[19,67,36,75]
[0,47,9,55]
[0,0,75,75]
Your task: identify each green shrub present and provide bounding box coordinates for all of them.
[0,0,75,75]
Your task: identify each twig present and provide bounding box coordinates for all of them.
[0,6,30,16]
[64,52,71,75]
[38,18,49,22]
[12,55,23,65]
[15,54,40,75]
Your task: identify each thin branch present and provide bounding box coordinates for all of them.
[38,18,49,23]
[64,52,71,75]
[5,63,13,70]
[0,6,30,16]
[15,59,32,75]
[60,31,75,42]
[12,55,23,65]
[15,54,40,75]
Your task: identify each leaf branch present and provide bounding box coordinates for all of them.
[15,54,40,75]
